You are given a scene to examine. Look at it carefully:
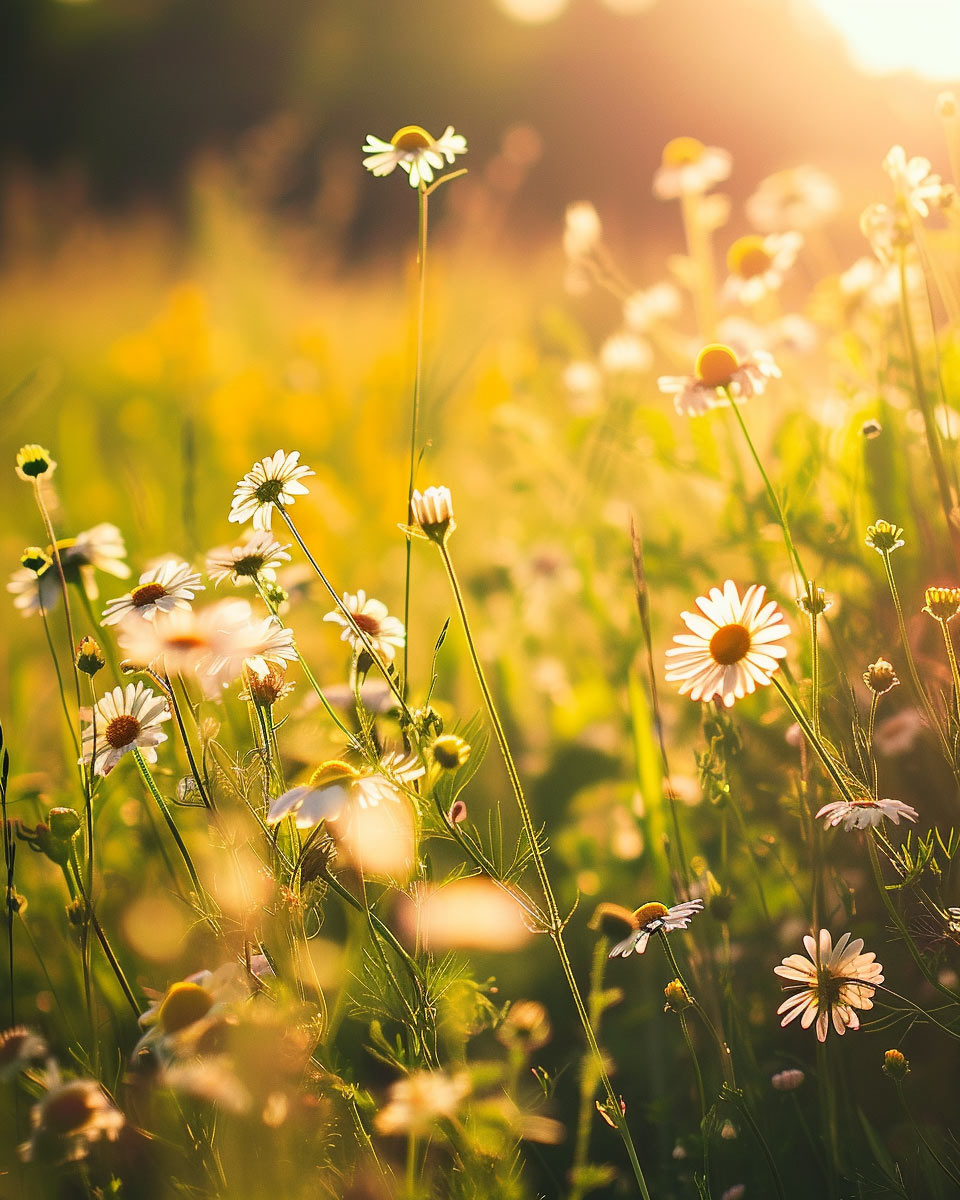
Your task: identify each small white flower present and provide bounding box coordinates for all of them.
[816,796,918,832]
[723,232,803,305]
[8,523,130,617]
[205,532,291,586]
[599,332,653,374]
[267,752,424,828]
[746,165,840,232]
[102,559,204,625]
[374,1070,470,1136]
[0,1026,48,1082]
[623,281,682,332]
[775,929,883,1042]
[136,964,251,1062]
[657,343,780,417]
[410,485,456,542]
[860,202,909,265]
[81,681,171,776]
[324,591,406,664]
[653,137,731,200]
[883,145,948,218]
[229,450,314,531]
[608,898,704,958]
[20,1067,125,1164]
[665,580,789,707]
[362,125,466,189]
[562,360,603,414]
[563,202,603,260]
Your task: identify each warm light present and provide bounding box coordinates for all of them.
[494,0,569,24]
[807,0,960,80]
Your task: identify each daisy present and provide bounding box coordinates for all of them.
[20,1067,125,1163]
[323,591,406,664]
[228,450,314,531]
[101,559,204,625]
[14,444,56,482]
[605,899,704,958]
[623,281,682,332]
[409,485,456,543]
[746,165,840,232]
[8,522,130,617]
[723,232,803,305]
[860,202,910,265]
[563,201,603,261]
[135,964,250,1062]
[599,332,653,374]
[0,1026,48,1082]
[816,796,918,832]
[883,145,949,218]
[374,1070,470,1136]
[665,580,789,707]
[204,601,298,688]
[81,681,171,776]
[362,125,467,189]
[267,751,424,828]
[657,343,780,416]
[652,136,732,200]
[205,532,291,586]
[774,929,883,1042]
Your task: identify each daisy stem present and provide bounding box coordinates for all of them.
[402,184,429,700]
[866,834,960,1003]
[660,932,736,1089]
[895,1079,960,1186]
[879,549,954,767]
[897,247,960,574]
[166,674,213,810]
[936,616,960,724]
[815,1040,841,1194]
[279,511,416,728]
[132,748,217,932]
[723,1085,787,1200]
[808,604,822,740]
[437,541,653,1200]
[771,676,856,805]
[69,844,140,1020]
[680,192,717,341]
[678,1011,713,1199]
[568,940,608,1200]
[38,596,81,762]
[866,694,880,798]
[723,387,806,583]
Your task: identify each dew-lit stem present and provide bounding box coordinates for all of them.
[402,184,429,698]
[437,541,653,1200]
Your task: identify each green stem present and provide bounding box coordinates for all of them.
[568,940,607,1200]
[166,674,214,810]
[937,617,960,725]
[725,1086,787,1200]
[896,1079,960,1186]
[403,184,429,699]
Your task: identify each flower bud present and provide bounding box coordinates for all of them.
[48,808,81,841]
[771,1068,805,1091]
[860,419,882,439]
[75,637,105,676]
[431,734,471,770]
[15,444,57,481]
[882,1048,910,1080]
[663,978,693,1013]
[865,519,905,555]
[447,799,468,825]
[410,486,455,544]
[923,586,960,623]
[796,581,832,616]
[863,657,899,695]
[20,546,52,574]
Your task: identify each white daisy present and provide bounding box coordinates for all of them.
[723,232,803,305]
[101,559,204,625]
[205,532,291,586]
[746,165,840,233]
[607,899,705,958]
[20,1067,125,1164]
[599,332,653,374]
[657,343,780,417]
[8,523,130,617]
[860,202,909,265]
[883,145,949,218]
[563,202,603,261]
[362,125,467,189]
[0,1026,48,1082]
[374,1070,470,1136]
[410,485,456,543]
[203,601,298,687]
[323,590,406,664]
[816,796,918,832]
[774,929,883,1042]
[665,580,789,707]
[653,137,732,200]
[623,281,682,332]
[135,964,250,1062]
[267,751,424,829]
[81,681,171,776]
[228,450,314,531]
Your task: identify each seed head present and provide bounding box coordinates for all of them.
[866,519,905,555]
[15,444,57,481]
[882,1048,910,1080]
[863,657,899,695]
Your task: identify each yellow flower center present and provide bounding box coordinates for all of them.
[391,125,434,151]
[131,582,168,608]
[709,623,751,665]
[308,759,361,789]
[695,343,740,388]
[661,136,705,167]
[159,981,215,1034]
[632,901,670,928]
[105,713,141,749]
[727,235,773,280]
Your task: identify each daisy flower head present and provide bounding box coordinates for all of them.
[8,523,130,618]
[883,145,949,218]
[816,796,918,832]
[653,136,732,200]
[563,201,603,261]
[135,964,250,1062]
[102,559,204,626]
[267,751,424,829]
[362,125,467,189]
[229,450,313,531]
[374,1070,470,1136]
[409,485,455,544]
[623,281,683,333]
[21,1068,125,1164]
[324,591,406,664]
[860,202,910,265]
[923,585,960,623]
[15,444,56,482]
[205,532,291,586]
[81,681,171,776]
[723,232,803,305]
[591,898,704,958]
[0,1026,48,1082]
[665,580,789,708]
[746,165,840,233]
[775,929,883,1042]
[657,343,780,417]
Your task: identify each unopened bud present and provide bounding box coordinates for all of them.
[664,978,693,1013]
[882,1048,910,1080]
[15,444,57,481]
[863,657,899,695]
[20,546,52,574]
[75,637,105,676]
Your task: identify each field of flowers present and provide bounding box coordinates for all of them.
[4,82,960,1200]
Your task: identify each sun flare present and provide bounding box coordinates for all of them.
[808,0,960,80]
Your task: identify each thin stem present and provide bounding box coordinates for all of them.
[896,1079,960,1186]
[809,606,821,740]
[678,1013,711,1199]
[31,481,84,730]
[403,184,429,698]
[936,617,960,725]
[167,674,214,810]
[725,1086,787,1200]
[771,676,856,805]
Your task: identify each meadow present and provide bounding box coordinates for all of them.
[3,101,960,1200]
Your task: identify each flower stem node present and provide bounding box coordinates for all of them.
[863,657,899,695]
[664,978,693,1014]
[75,637,105,677]
[431,734,472,770]
[923,586,960,623]
[866,519,905,555]
[15,444,57,481]
[882,1048,910,1080]
[409,486,456,544]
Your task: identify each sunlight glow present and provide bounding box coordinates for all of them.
[808,0,960,80]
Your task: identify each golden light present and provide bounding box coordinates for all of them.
[807,0,960,80]
[493,0,569,25]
